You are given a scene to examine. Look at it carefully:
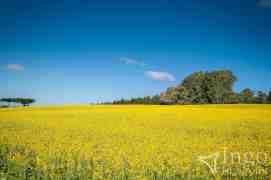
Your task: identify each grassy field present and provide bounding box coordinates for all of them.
[0,105,271,179]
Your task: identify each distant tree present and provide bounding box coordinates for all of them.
[160,87,179,104]
[136,97,144,104]
[225,92,241,104]
[18,98,35,106]
[267,91,271,104]
[118,98,127,104]
[0,98,35,107]
[151,95,161,104]
[143,96,152,104]
[175,85,190,104]
[0,98,13,107]
[240,88,254,103]
[254,91,268,104]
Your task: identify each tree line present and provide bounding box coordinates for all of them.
[0,98,35,107]
[110,70,271,105]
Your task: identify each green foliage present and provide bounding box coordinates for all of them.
[160,87,179,104]
[267,91,271,103]
[175,85,190,104]
[204,70,237,104]
[112,96,162,105]
[254,91,268,103]
[0,98,35,107]
[181,71,207,104]
[239,88,254,103]
[109,69,269,105]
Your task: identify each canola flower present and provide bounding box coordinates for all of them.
[0,104,271,179]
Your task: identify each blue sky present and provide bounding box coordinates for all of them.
[1,0,271,104]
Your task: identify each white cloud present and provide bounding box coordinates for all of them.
[120,58,175,82]
[145,71,176,82]
[258,0,271,7]
[6,64,25,71]
[120,57,146,67]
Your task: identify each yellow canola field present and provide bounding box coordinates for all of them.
[0,105,271,179]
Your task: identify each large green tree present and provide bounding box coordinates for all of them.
[204,70,237,104]
[181,71,207,103]
[180,70,237,104]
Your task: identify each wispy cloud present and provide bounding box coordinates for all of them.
[257,0,271,7]
[120,57,175,82]
[6,64,25,71]
[145,71,176,82]
[120,57,146,67]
